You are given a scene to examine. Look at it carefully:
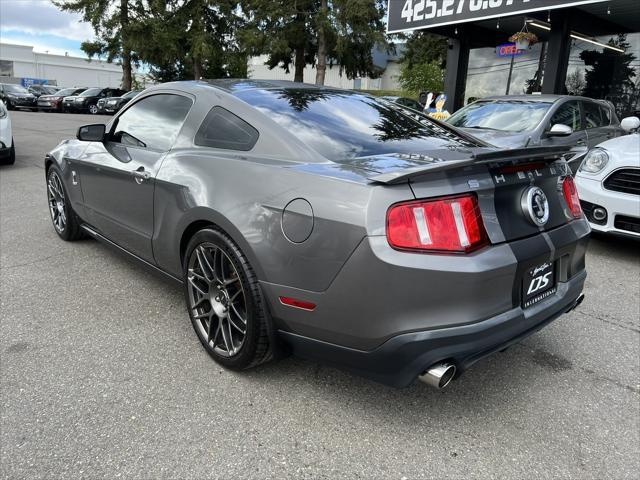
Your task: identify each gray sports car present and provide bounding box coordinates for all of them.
[45,80,589,389]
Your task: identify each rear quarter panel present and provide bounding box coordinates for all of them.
[152,150,414,292]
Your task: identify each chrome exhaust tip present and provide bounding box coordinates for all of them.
[566,293,585,313]
[419,363,457,390]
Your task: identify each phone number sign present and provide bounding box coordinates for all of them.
[387,0,608,33]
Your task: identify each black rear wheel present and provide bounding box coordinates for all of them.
[46,166,83,240]
[184,228,272,370]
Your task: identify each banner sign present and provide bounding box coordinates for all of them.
[20,78,49,87]
[496,43,526,57]
[387,0,609,33]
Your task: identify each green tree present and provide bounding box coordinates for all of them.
[396,30,446,96]
[54,0,137,90]
[399,61,444,95]
[130,0,246,82]
[329,0,389,83]
[240,0,317,83]
[400,31,447,69]
[240,0,388,85]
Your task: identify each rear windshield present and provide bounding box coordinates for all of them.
[80,88,102,97]
[235,89,471,161]
[447,100,552,133]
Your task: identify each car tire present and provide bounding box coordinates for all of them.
[183,228,272,370]
[89,104,98,115]
[46,165,83,241]
[0,138,15,166]
[5,100,13,110]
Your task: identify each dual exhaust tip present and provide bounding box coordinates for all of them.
[419,363,457,390]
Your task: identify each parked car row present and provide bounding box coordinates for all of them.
[0,83,141,115]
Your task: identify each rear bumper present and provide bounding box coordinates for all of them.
[38,101,62,111]
[266,217,589,387]
[280,269,586,388]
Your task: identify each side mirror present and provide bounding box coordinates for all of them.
[620,116,640,132]
[77,124,106,142]
[548,124,573,137]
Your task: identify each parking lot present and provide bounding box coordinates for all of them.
[1,110,639,478]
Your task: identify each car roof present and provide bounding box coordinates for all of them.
[478,94,602,103]
[156,79,352,96]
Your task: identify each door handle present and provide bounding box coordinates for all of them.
[576,139,586,146]
[132,167,151,184]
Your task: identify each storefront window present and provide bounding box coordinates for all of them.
[463,32,639,117]
[465,42,547,104]
[0,60,13,77]
[566,32,639,117]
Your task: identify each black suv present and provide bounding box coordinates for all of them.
[0,83,37,111]
[69,87,127,114]
[97,90,143,114]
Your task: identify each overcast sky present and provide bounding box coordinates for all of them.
[0,0,94,57]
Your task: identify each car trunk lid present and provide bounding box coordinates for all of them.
[357,146,574,244]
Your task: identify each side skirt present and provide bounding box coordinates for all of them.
[80,224,183,285]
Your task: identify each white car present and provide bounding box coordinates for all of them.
[575,116,640,238]
[0,101,14,165]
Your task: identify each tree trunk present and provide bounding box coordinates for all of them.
[193,58,203,80]
[120,0,132,90]
[294,46,305,83]
[315,0,328,85]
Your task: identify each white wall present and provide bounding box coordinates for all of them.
[247,55,402,91]
[380,61,402,91]
[0,43,126,87]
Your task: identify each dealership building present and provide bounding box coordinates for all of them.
[388,0,639,116]
[0,42,126,88]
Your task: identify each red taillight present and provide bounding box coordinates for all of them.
[386,194,488,253]
[562,176,582,219]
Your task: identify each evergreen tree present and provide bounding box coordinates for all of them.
[130,0,246,82]
[400,31,447,69]
[54,0,138,90]
[330,0,389,82]
[397,30,446,96]
[240,0,388,85]
[240,0,318,83]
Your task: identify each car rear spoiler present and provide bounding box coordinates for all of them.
[367,146,573,185]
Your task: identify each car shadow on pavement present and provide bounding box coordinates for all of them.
[75,232,628,422]
[588,232,639,261]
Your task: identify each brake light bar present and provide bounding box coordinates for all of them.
[387,194,488,253]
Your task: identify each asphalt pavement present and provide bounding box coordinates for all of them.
[1,110,639,479]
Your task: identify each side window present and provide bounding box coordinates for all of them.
[550,101,582,131]
[600,104,611,125]
[195,106,259,151]
[583,101,604,129]
[111,94,192,151]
